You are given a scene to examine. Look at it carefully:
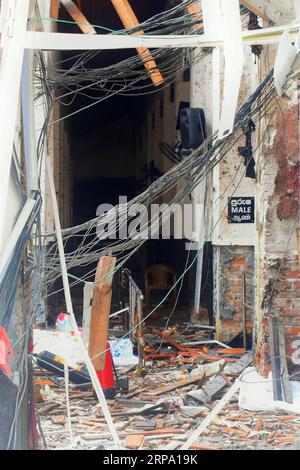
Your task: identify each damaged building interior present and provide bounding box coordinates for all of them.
[0,0,300,452]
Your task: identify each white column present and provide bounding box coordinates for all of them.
[0,0,30,253]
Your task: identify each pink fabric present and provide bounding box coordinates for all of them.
[0,326,14,375]
[57,313,66,322]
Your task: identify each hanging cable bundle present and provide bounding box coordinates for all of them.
[35,68,278,301]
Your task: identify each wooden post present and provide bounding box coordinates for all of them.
[88,256,116,371]
[50,0,59,19]
[110,0,164,87]
[60,0,97,34]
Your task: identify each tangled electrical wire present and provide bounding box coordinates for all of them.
[34,1,249,112]
[36,67,277,302]
[5,1,285,449]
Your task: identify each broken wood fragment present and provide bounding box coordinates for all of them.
[110,0,164,87]
[190,443,220,451]
[124,434,145,449]
[52,415,67,425]
[144,373,205,397]
[145,361,225,397]
[216,348,246,355]
[123,387,148,399]
[60,0,97,35]
[240,1,270,22]
[50,0,59,19]
[150,327,189,351]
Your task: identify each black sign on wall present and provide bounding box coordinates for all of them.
[228,197,255,224]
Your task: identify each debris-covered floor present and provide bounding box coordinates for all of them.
[34,323,300,451]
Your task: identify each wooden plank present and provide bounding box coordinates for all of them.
[240,1,270,22]
[111,0,164,87]
[143,361,225,397]
[184,0,203,32]
[216,348,246,355]
[190,443,220,451]
[60,0,96,34]
[88,256,116,371]
[150,327,188,351]
[50,0,59,19]
[144,373,205,397]
[186,1,202,25]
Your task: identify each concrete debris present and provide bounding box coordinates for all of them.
[34,325,300,450]
[239,367,300,412]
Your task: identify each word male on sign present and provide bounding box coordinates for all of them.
[228,197,255,224]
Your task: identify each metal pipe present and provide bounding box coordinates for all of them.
[193,178,208,319]
[242,271,247,350]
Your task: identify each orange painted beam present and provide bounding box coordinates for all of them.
[60,0,96,34]
[186,1,201,20]
[111,0,164,87]
[240,1,270,22]
[50,0,59,19]
[216,348,246,355]
[184,1,203,32]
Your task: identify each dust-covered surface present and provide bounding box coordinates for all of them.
[34,324,300,451]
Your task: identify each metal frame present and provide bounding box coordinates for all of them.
[22,24,300,51]
[0,0,30,253]
[123,268,145,369]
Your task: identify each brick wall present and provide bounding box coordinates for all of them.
[214,245,254,343]
[255,84,300,375]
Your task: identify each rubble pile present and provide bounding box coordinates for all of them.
[34,324,300,450]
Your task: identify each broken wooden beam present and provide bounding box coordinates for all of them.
[145,361,225,397]
[240,1,270,22]
[60,0,97,35]
[186,1,203,27]
[88,256,116,371]
[144,373,205,397]
[110,0,164,87]
[216,348,246,355]
[190,443,220,451]
[149,327,189,352]
[50,0,59,19]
